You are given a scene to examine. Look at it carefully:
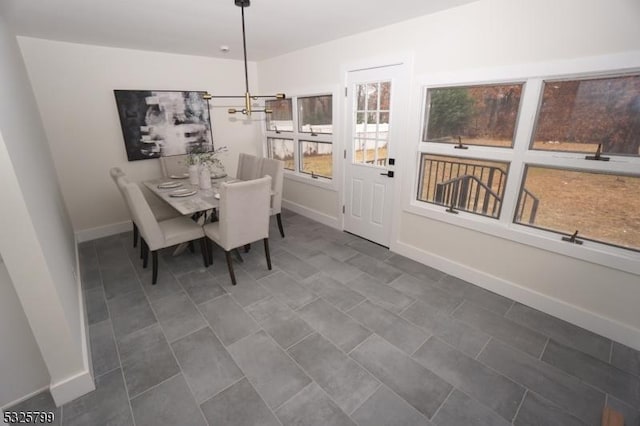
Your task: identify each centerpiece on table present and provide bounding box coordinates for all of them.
[187,146,228,189]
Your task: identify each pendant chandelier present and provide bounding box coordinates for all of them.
[203,0,284,116]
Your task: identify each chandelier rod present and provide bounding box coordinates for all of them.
[240,3,250,95]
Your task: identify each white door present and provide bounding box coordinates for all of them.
[344,64,407,246]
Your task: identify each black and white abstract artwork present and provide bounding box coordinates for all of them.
[114,90,214,161]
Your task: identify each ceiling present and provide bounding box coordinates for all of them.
[2,0,477,61]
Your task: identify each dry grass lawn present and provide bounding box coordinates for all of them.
[522,167,640,249]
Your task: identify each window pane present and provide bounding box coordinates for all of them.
[417,154,509,218]
[267,138,294,171]
[298,95,333,134]
[423,83,523,148]
[380,81,391,110]
[532,75,640,156]
[375,142,388,167]
[515,166,640,251]
[354,139,380,165]
[367,83,379,110]
[301,141,332,178]
[357,85,366,110]
[265,99,293,132]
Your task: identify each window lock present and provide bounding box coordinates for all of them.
[561,230,584,245]
[454,136,468,150]
[585,144,610,161]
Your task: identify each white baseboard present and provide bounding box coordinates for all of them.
[0,386,49,411]
[75,220,131,242]
[394,240,640,352]
[282,200,341,230]
[49,369,95,406]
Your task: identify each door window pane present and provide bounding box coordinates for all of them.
[418,154,509,218]
[380,82,391,110]
[353,80,391,167]
[423,83,523,148]
[367,83,379,110]
[265,99,293,132]
[532,75,640,156]
[267,138,294,171]
[298,95,333,134]
[515,166,640,251]
[300,141,332,178]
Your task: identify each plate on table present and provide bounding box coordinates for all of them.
[158,181,183,189]
[214,193,220,200]
[169,188,197,198]
[169,173,189,179]
[211,172,227,179]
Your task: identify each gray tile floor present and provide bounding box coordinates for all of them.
[5,210,640,426]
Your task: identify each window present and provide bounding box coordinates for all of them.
[266,94,333,179]
[515,166,640,251]
[265,99,293,132]
[423,83,523,148]
[418,155,509,219]
[532,75,640,156]
[415,71,640,257]
[267,138,294,171]
[298,95,333,134]
[301,141,333,178]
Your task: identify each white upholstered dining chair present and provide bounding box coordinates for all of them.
[203,176,272,285]
[236,153,261,181]
[120,180,208,284]
[259,157,285,237]
[110,167,180,248]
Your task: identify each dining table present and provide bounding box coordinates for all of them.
[143,175,236,216]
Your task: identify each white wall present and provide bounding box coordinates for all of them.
[0,13,92,405]
[17,37,263,238]
[257,0,640,348]
[0,256,49,409]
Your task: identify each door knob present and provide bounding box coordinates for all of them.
[380,171,394,178]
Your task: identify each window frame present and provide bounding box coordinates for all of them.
[421,82,526,149]
[405,58,640,276]
[264,91,335,188]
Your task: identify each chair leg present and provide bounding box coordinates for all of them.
[199,238,209,267]
[263,238,272,270]
[225,251,237,285]
[142,239,149,268]
[234,248,244,263]
[152,251,158,284]
[276,213,285,238]
[244,243,251,253]
[207,239,213,265]
[133,223,139,248]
